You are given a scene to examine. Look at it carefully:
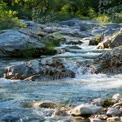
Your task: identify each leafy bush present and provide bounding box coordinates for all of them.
[0,2,23,30]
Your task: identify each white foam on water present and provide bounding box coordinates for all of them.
[72,73,122,91]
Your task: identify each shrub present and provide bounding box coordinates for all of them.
[0,2,23,30]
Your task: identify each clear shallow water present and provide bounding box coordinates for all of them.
[0,39,122,121]
[0,73,122,121]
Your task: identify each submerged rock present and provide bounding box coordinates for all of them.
[1,114,20,122]
[31,101,56,109]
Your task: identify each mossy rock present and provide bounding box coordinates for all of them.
[102,98,113,107]
[10,48,44,58]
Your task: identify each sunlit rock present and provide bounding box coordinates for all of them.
[70,104,102,117]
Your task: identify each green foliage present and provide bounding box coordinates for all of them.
[0,0,121,30]
[87,8,97,18]
[102,98,113,107]
[42,38,60,55]
[0,2,21,29]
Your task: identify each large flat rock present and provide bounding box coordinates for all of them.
[0,30,45,57]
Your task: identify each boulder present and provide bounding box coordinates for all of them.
[112,93,122,101]
[106,108,121,116]
[4,63,33,80]
[0,30,45,57]
[111,32,122,48]
[89,38,98,46]
[97,38,111,49]
[89,34,104,46]
[97,32,122,49]
[43,32,66,42]
[4,58,75,80]
[70,104,102,117]
[94,46,122,74]
[107,117,120,122]
[92,98,105,106]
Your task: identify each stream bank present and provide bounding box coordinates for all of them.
[0,19,122,121]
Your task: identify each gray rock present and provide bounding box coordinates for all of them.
[70,104,102,116]
[0,30,45,57]
[31,101,56,108]
[94,46,122,74]
[89,38,98,46]
[112,102,122,108]
[90,118,103,122]
[97,32,122,49]
[92,98,105,106]
[107,117,120,122]
[107,108,121,116]
[73,118,91,122]
[4,58,75,80]
[43,32,66,42]
[112,93,122,101]
[4,63,33,80]
[111,32,122,48]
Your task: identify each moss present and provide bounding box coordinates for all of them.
[42,38,60,55]
[102,98,113,107]
[11,48,43,58]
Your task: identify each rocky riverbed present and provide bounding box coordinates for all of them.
[0,18,122,121]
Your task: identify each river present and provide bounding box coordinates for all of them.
[0,38,122,122]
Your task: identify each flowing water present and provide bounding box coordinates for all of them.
[0,39,122,122]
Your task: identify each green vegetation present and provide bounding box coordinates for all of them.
[42,38,60,55]
[0,0,121,30]
[102,98,113,107]
[0,1,27,29]
[0,0,121,57]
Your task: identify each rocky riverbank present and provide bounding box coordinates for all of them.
[0,18,121,80]
[0,19,122,122]
[1,93,122,122]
